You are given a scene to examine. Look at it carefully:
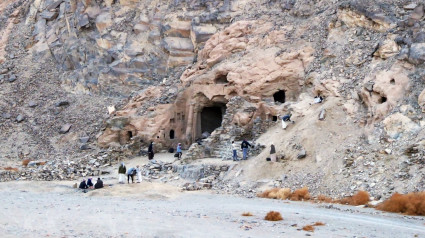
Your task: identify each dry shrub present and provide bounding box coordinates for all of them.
[302,225,314,232]
[290,187,311,201]
[242,212,253,216]
[313,222,325,226]
[264,211,283,221]
[22,159,30,167]
[336,191,370,206]
[258,188,291,200]
[376,192,425,216]
[317,195,333,203]
[3,167,18,172]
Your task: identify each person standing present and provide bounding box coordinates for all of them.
[118,162,126,184]
[148,142,154,160]
[176,143,182,159]
[241,139,253,160]
[270,144,276,162]
[136,165,142,183]
[231,141,239,161]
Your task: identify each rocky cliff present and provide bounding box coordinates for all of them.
[0,0,424,198]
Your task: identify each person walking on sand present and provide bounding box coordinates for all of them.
[127,167,137,184]
[118,162,126,184]
[270,143,276,162]
[136,165,142,183]
[231,141,239,161]
[241,139,253,160]
[94,178,103,189]
[148,142,154,160]
[176,143,182,159]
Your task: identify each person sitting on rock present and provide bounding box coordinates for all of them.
[79,179,88,189]
[311,95,323,105]
[87,178,94,189]
[127,167,137,184]
[231,141,239,161]
[94,178,104,189]
[176,143,182,159]
[118,162,126,184]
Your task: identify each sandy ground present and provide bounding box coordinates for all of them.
[0,181,424,238]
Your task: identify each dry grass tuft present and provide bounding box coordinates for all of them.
[242,212,253,216]
[336,191,370,206]
[313,222,325,226]
[302,225,315,232]
[3,167,18,172]
[290,187,311,201]
[258,188,291,200]
[317,195,333,203]
[264,211,283,221]
[376,192,425,216]
[22,159,30,167]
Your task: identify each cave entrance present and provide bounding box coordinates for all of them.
[273,90,286,103]
[215,74,228,84]
[200,104,226,134]
[169,129,175,139]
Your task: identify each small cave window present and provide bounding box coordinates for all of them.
[390,78,395,85]
[273,90,286,103]
[170,129,175,139]
[378,96,387,104]
[215,74,229,84]
[127,131,133,139]
[272,116,278,122]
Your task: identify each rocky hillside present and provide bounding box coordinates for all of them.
[0,0,424,198]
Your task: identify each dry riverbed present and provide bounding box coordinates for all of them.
[0,181,424,238]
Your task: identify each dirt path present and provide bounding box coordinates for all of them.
[0,181,424,238]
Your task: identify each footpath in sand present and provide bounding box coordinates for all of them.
[0,179,424,238]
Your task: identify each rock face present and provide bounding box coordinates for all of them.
[99,20,314,149]
[1,0,425,199]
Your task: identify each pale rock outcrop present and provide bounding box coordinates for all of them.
[361,63,411,121]
[383,113,420,139]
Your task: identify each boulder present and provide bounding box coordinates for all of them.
[383,113,420,139]
[55,101,70,107]
[297,149,306,159]
[60,124,72,134]
[16,115,25,123]
[1,113,11,119]
[408,43,425,65]
[28,101,38,108]
[40,11,59,21]
[45,0,64,10]
[8,74,16,83]
[79,136,90,143]
[374,39,400,59]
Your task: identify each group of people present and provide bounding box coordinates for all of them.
[118,163,142,184]
[79,178,103,189]
[231,139,254,161]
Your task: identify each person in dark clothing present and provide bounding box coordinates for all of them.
[118,162,126,184]
[87,178,94,189]
[79,179,88,189]
[148,142,154,160]
[270,144,276,162]
[127,167,137,183]
[241,139,253,160]
[94,178,104,189]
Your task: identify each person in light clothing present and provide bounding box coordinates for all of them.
[136,165,142,183]
[231,141,239,161]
